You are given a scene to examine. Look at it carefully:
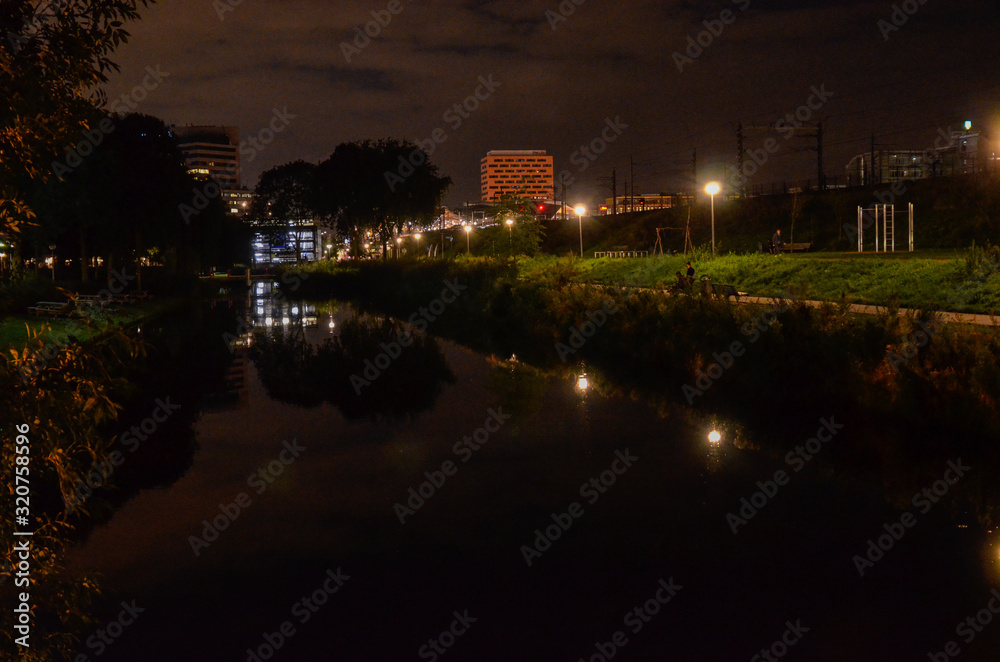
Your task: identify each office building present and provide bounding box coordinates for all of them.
[480,150,554,202]
[172,125,241,189]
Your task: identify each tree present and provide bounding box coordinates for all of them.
[1,0,154,244]
[483,193,545,257]
[315,139,451,258]
[249,160,318,265]
[30,113,199,284]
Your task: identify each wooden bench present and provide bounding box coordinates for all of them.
[27,301,72,317]
[779,242,813,253]
[77,294,110,309]
[699,278,747,301]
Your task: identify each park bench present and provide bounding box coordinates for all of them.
[27,301,72,317]
[699,277,747,301]
[76,294,110,309]
[780,242,813,253]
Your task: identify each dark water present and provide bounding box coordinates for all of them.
[67,293,1000,662]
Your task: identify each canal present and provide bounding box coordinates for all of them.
[67,288,1000,661]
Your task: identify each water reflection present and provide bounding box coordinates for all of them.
[249,280,317,329]
[249,314,455,421]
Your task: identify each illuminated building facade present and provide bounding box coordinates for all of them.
[481,150,554,202]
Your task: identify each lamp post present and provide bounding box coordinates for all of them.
[414,233,422,257]
[396,237,402,259]
[464,225,472,254]
[704,183,720,257]
[574,205,586,258]
[48,244,56,281]
[505,218,514,254]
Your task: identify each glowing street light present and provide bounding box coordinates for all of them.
[505,218,514,253]
[708,429,722,444]
[577,374,590,391]
[574,205,586,258]
[705,183,720,257]
[464,224,472,254]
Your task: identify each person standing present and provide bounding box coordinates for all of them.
[685,261,695,284]
[772,229,785,254]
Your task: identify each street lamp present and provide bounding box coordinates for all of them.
[464,225,472,254]
[396,237,402,258]
[705,183,720,257]
[48,244,56,281]
[574,205,586,258]
[414,233,422,257]
[505,218,514,254]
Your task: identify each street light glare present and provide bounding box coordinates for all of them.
[705,182,721,195]
[574,205,586,216]
[464,226,472,233]
[708,429,722,444]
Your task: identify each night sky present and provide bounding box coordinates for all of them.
[103,0,1000,206]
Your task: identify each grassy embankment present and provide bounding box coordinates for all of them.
[519,249,1000,314]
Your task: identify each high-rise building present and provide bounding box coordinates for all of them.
[480,150,554,202]
[172,125,241,189]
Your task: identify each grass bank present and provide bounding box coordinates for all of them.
[520,245,1000,314]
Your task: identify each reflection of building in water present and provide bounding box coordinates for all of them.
[247,280,318,330]
[252,222,318,266]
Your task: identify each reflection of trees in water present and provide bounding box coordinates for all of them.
[250,315,454,421]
